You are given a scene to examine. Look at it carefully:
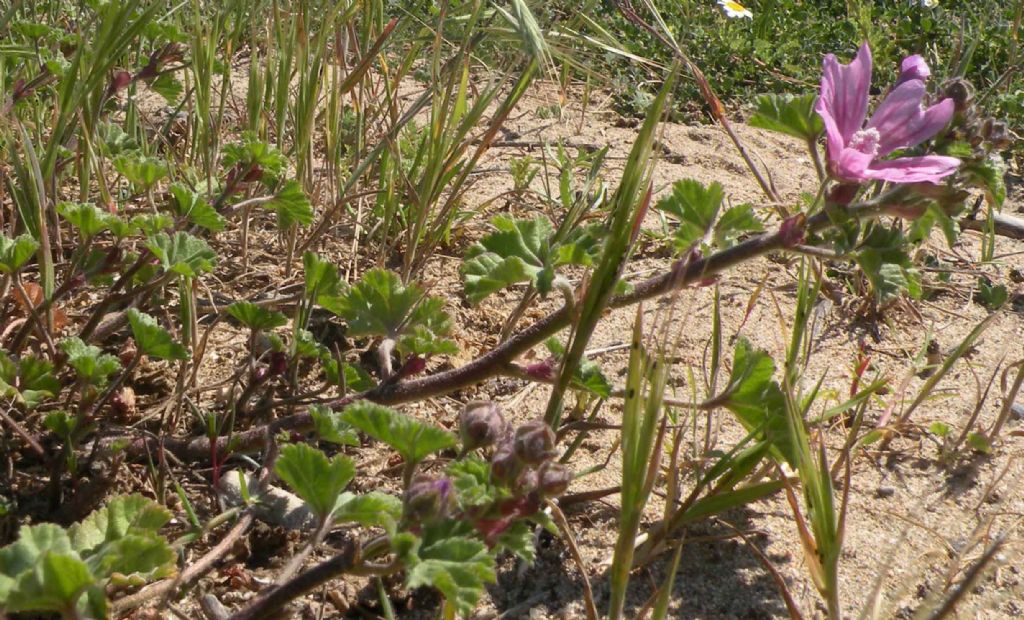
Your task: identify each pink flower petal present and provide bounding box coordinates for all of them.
[894,55,930,88]
[859,155,961,184]
[815,100,846,163]
[818,43,872,145]
[834,148,875,182]
[866,82,953,156]
[866,80,929,153]
[888,98,955,153]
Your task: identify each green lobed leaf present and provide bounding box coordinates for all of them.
[145,231,216,277]
[495,520,536,564]
[126,309,189,361]
[221,133,288,179]
[857,226,921,303]
[263,180,314,229]
[275,443,355,520]
[0,234,39,274]
[57,202,114,239]
[402,535,496,616]
[713,204,763,248]
[446,456,496,510]
[722,339,796,466]
[331,491,402,533]
[0,351,60,410]
[341,402,456,463]
[655,179,724,252]
[150,73,182,104]
[131,213,174,236]
[226,302,288,331]
[461,216,552,304]
[5,551,94,614]
[113,153,168,189]
[961,153,1006,208]
[301,252,342,302]
[748,93,824,141]
[59,338,120,387]
[326,270,455,356]
[168,183,224,232]
[310,405,360,446]
[68,495,172,555]
[87,534,175,586]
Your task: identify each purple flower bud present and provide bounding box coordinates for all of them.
[459,401,505,451]
[513,420,556,465]
[404,474,454,521]
[524,358,556,381]
[516,468,539,494]
[107,70,133,97]
[894,55,930,89]
[490,442,522,486]
[537,462,573,497]
[778,213,807,248]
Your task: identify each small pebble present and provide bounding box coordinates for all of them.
[1011,402,1024,420]
[875,486,895,498]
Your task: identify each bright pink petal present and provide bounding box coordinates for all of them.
[887,98,955,153]
[834,148,875,182]
[894,55,930,88]
[858,155,961,184]
[866,80,928,153]
[815,98,846,163]
[818,43,872,145]
[866,81,953,155]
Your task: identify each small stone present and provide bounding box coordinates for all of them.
[219,469,316,531]
[875,486,896,498]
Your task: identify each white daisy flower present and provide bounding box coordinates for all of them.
[718,0,753,19]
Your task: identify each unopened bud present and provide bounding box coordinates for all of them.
[516,468,539,494]
[943,79,974,114]
[490,442,522,486]
[513,420,556,465]
[459,401,505,451]
[404,474,454,521]
[537,462,573,497]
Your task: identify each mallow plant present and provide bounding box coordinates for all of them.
[0,1,1014,617]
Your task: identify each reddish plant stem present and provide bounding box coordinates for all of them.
[115,194,899,464]
[227,539,361,620]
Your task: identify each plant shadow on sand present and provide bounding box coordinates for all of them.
[481,503,790,619]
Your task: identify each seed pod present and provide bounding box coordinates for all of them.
[513,420,556,465]
[459,400,505,451]
[537,462,573,498]
[403,474,454,521]
[490,441,522,486]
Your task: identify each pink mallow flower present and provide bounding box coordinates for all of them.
[816,43,960,184]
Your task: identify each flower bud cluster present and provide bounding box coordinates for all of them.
[942,79,1014,155]
[457,402,573,501]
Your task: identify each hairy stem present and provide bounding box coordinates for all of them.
[116,192,902,464]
